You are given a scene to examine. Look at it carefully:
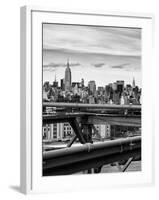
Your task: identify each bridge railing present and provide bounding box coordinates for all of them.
[43,102,141,110]
[43,136,141,176]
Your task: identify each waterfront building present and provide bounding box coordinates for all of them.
[43,123,74,141]
[63,123,74,138]
[43,124,63,141]
[95,124,111,138]
[43,123,111,142]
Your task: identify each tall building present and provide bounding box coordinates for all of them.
[43,81,50,91]
[97,86,104,95]
[72,83,79,95]
[112,82,117,91]
[65,59,72,91]
[113,91,120,104]
[88,80,96,95]
[53,74,58,88]
[116,80,124,96]
[132,77,135,88]
[72,82,81,88]
[60,79,64,90]
[81,78,84,88]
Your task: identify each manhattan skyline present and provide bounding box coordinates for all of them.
[43,24,141,87]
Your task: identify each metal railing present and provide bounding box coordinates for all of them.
[43,102,141,110]
[43,136,141,176]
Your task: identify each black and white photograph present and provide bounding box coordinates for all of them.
[42,23,141,176]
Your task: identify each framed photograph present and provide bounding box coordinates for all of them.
[20,6,154,194]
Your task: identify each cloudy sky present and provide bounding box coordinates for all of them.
[43,23,141,87]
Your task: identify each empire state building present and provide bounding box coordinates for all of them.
[65,59,72,91]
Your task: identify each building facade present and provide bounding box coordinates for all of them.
[88,80,96,96]
[95,124,111,139]
[43,123,74,141]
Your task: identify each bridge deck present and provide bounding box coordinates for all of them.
[43,112,141,127]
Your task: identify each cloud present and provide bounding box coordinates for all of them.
[110,63,130,69]
[92,63,105,68]
[43,66,56,72]
[69,63,81,67]
[43,62,81,71]
[43,24,141,57]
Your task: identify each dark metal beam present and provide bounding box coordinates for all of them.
[43,136,141,175]
[44,136,141,160]
[87,116,141,127]
[67,135,77,147]
[43,149,141,176]
[43,113,141,127]
[122,157,134,172]
[43,102,141,110]
[43,113,84,124]
[69,118,86,144]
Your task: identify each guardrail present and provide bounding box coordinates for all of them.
[43,136,141,176]
[43,102,141,110]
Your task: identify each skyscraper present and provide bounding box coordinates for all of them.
[65,59,72,91]
[53,74,58,88]
[60,78,64,90]
[116,80,124,96]
[88,80,96,95]
[132,77,135,88]
[81,78,84,88]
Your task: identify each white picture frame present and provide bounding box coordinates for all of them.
[20,6,154,194]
